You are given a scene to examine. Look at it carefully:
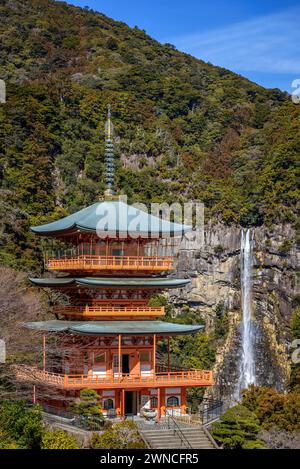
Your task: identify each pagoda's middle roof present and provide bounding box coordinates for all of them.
[22,320,203,336]
[31,200,191,237]
[29,277,191,289]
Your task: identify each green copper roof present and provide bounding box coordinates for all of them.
[30,200,191,237]
[23,320,203,336]
[29,277,191,289]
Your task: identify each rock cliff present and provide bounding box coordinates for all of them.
[170,222,298,399]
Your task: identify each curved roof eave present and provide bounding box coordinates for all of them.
[29,277,191,289]
[30,200,192,237]
[22,320,204,336]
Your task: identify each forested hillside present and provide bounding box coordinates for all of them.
[0,0,299,270]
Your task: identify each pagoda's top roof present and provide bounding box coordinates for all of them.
[29,277,190,289]
[23,320,203,336]
[31,200,191,238]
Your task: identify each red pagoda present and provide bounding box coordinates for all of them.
[15,109,213,420]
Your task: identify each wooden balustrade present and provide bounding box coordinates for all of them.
[46,255,174,272]
[13,365,213,389]
[55,304,165,318]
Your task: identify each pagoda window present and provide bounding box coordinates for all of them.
[140,351,151,375]
[92,352,106,375]
[112,248,124,257]
[103,398,114,410]
[112,355,119,372]
[150,396,158,408]
[93,352,105,364]
[140,351,150,362]
[83,352,89,374]
[166,396,179,407]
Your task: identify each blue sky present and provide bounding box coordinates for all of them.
[69,0,300,92]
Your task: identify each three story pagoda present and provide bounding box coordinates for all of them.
[15,109,213,420]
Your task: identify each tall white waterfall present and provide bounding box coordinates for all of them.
[234,229,256,399]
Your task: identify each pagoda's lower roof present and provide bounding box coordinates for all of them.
[22,320,203,336]
[29,277,190,289]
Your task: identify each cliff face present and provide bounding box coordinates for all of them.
[171,223,298,399]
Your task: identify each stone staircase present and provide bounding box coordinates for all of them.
[139,425,218,449]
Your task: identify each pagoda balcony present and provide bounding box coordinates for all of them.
[46,255,174,273]
[54,304,165,318]
[14,365,213,390]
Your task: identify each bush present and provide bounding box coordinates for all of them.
[0,428,19,449]
[41,430,79,449]
[91,421,146,449]
[214,244,224,256]
[70,389,104,417]
[242,385,300,431]
[211,405,264,449]
[0,400,42,449]
[278,239,293,256]
[106,37,118,50]
[291,308,300,340]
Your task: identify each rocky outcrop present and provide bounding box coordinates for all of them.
[170,222,299,399]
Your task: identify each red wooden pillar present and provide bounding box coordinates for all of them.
[157,388,161,421]
[167,336,170,372]
[153,334,156,375]
[115,390,121,417]
[121,389,125,420]
[42,334,46,371]
[181,387,187,415]
[118,334,122,379]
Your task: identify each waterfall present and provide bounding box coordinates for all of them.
[234,228,256,400]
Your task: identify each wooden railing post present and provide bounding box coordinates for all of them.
[121,389,125,420]
[153,334,156,375]
[118,334,122,380]
[42,334,46,371]
[157,387,161,422]
[167,336,170,372]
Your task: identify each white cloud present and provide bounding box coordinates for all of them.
[170,7,300,74]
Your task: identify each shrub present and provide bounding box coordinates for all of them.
[278,239,293,256]
[0,400,42,449]
[211,405,264,449]
[242,385,300,431]
[0,428,19,449]
[106,37,119,50]
[91,421,146,449]
[214,244,224,256]
[70,389,104,417]
[291,308,300,340]
[41,430,79,449]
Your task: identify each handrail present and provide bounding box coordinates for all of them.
[165,410,192,449]
[14,365,213,388]
[202,426,220,449]
[55,304,165,317]
[46,254,174,271]
[199,398,224,425]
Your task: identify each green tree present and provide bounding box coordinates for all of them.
[70,389,104,417]
[0,429,19,449]
[242,386,300,431]
[0,400,43,449]
[41,430,79,449]
[291,308,300,340]
[211,405,264,449]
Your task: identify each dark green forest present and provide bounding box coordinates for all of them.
[0,0,299,271]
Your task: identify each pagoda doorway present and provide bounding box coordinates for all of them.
[125,391,138,415]
[121,354,130,375]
